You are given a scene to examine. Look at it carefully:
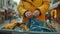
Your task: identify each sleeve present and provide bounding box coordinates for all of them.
[17,0,27,16]
[37,0,50,13]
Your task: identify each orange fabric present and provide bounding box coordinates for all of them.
[18,0,50,23]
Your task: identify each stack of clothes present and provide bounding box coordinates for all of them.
[3,17,57,32]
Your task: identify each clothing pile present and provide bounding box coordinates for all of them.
[2,17,57,32]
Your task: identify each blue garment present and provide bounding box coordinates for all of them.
[26,17,44,28]
[30,25,51,32]
[26,17,56,32]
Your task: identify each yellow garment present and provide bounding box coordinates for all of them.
[18,0,50,23]
[50,9,57,19]
[4,21,18,29]
[4,21,29,31]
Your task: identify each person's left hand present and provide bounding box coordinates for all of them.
[33,10,40,17]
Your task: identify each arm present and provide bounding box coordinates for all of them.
[37,0,50,13]
[17,0,27,16]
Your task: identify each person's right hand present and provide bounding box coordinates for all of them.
[25,11,32,18]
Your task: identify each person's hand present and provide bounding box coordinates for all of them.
[25,11,32,18]
[33,10,40,17]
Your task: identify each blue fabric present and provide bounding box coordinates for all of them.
[26,17,56,32]
[26,17,44,28]
[30,25,51,32]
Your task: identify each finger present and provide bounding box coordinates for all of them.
[26,14,31,18]
[27,14,33,18]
